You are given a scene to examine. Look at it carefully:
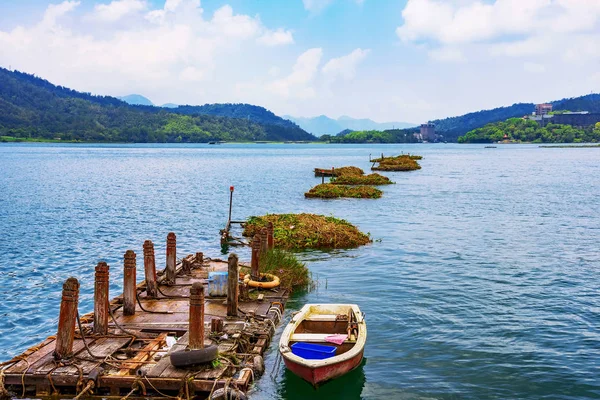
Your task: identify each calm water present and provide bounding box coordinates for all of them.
[1,143,599,399]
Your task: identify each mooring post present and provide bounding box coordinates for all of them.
[251,234,261,280]
[211,318,224,333]
[227,253,239,317]
[332,166,335,177]
[166,232,176,285]
[182,255,192,275]
[267,222,274,250]
[123,250,136,316]
[188,282,205,350]
[196,252,204,266]
[260,228,268,256]
[94,262,109,335]
[228,186,234,224]
[54,277,80,360]
[143,240,157,298]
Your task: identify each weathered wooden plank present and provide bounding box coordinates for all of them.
[117,333,166,375]
[32,340,89,374]
[4,337,56,374]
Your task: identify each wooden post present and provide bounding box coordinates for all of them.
[196,252,204,266]
[181,255,192,275]
[227,253,239,317]
[267,222,274,250]
[211,318,224,333]
[166,232,176,285]
[260,228,268,256]
[143,240,157,298]
[54,277,79,360]
[251,234,261,280]
[123,250,136,316]
[188,282,205,350]
[94,262,109,335]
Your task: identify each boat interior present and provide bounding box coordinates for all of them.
[288,307,361,356]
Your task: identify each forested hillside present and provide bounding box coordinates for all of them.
[434,94,600,141]
[0,68,316,142]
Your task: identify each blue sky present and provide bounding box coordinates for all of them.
[1,0,599,123]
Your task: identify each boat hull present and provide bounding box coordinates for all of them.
[283,347,364,386]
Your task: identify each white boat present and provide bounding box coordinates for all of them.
[279,304,366,386]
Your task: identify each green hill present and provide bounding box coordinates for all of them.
[434,94,600,141]
[0,68,316,143]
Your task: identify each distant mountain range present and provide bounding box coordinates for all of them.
[117,94,154,106]
[284,115,416,135]
[0,68,315,142]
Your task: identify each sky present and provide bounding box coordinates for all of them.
[1,0,599,123]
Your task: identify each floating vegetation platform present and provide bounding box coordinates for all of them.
[243,214,371,249]
[331,173,394,185]
[371,154,422,171]
[314,166,364,177]
[305,183,382,199]
[0,234,288,400]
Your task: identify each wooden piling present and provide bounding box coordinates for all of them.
[94,262,109,335]
[188,282,205,350]
[182,255,192,275]
[196,252,204,266]
[143,240,157,298]
[54,277,80,360]
[211,318,223,333]
[227,253,239,317]
[251,234,261,280]
[166,232,176,285]
[260,228,268,256]
[123,250,136,316]
[267,222,274,250]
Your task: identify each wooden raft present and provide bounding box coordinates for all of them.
[0,257,287,399]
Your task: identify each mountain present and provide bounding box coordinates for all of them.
[432,94,600,141]
[0,68,316,142]
[118,94,154,106]
[284,115,416,135]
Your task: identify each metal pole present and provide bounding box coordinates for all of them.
[228,186,234,223]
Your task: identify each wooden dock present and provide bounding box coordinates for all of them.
[0,234,287,400]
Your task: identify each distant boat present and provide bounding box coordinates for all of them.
[279,304,366,386]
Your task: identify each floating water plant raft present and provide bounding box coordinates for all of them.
[305,183,382,199]
[371,154,421,171]
[243,213,371,249]
[330,173,394,185]
[314,166,364,177]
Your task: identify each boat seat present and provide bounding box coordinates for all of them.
[304,314,345,322]
[290,333,355,343]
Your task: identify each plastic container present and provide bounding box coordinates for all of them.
[291,342,337,360]
[207,271,228,297]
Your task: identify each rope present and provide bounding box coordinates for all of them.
[239,367,254,383]
[108,306,139,338]
[0,369,10,400]
[156,284,189,299]
[136,292,172,314]
[143,376,179,399]
[76,311,103,359]
[119,380,145,400]
[73,380,94,400]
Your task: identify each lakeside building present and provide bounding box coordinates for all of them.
[535,103,553,116]
[420,123,436,141]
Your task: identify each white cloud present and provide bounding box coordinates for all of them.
[257,28,294,46]
[268,48,323,99]
[93,0,146,22]
[524,62,546,73]
[302,0,333,13]
[322,48,370,80]
[428,47,465,63]
[41,1,80,28]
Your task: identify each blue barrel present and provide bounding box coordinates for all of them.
[207,271,228,297]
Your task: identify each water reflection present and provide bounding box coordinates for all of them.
[279,358,367,400]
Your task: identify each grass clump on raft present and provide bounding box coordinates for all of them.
[334,166,364,176]
[371,154,422,162]
[258,249,311,290]
[331,173,394,185]
[305,183,382,199]
[372,155,421,171]
[243,213,371,249]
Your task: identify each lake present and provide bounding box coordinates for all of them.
[0,143,599,399]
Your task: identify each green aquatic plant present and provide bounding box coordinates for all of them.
[330,173,394,185]
[305,183,383,199]
[243,213,371,249]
